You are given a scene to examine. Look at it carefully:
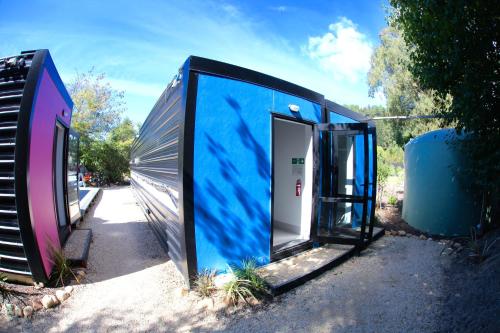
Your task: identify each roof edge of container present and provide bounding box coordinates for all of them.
[325,100,374,126]
[187,55,324,105]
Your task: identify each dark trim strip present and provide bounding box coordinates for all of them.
[270,241,313,262]
[188,56,324,105]
[367,127,377,240]
[316,122,368,132]
[16,49,48,282]
[325,100,375,126]
[52,119,71,244]
[179,69,199,285]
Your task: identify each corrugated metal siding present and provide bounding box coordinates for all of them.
[0,52,34,277]
[130,71,189,279]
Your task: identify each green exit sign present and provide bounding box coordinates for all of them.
[292,158,304,165]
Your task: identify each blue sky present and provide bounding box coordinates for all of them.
[0,0,388,124]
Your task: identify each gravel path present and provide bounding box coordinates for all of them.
[5,186,492,332]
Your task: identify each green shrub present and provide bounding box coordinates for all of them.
[233,259,267,296]
[388,195,398,206]
[223,258,269,306]
[223,278,256,306]
[193,269,216,297]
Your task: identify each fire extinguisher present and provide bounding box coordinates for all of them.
[296,179,302,197]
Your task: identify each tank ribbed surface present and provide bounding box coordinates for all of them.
[403,129,481,236]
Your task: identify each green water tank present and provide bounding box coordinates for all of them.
[403,129,481,236]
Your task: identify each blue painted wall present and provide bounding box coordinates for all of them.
[193,74,321,272]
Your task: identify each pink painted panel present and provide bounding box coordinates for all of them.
[28,68,72,276]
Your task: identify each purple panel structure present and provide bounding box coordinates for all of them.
[29,68,73,276]
[0,49,78,283]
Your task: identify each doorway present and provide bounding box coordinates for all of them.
[272,117,313,253]
[313,122,370,245]
[54,121,70,242]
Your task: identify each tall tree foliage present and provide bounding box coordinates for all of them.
[368,26,442,147]
[390,0,499,205]
[69,69,124,140]
[345,104,393,148]
[68,70,136,183]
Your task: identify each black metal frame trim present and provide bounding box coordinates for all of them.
[189,56,324,105]
[312,122,370,247]
[15,49,48,282]
[179,70,199,286]
[325,99,375,126]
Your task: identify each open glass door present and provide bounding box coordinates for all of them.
[55,122,70,242]
[312,123,370,246]
[67,130,81,225]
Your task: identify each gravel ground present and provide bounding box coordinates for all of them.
[3,186,497,332]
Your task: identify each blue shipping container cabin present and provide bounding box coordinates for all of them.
[130,57,378,287]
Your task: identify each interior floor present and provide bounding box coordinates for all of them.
[273,227,308,252]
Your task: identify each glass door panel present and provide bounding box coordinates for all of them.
[313,123,369,245]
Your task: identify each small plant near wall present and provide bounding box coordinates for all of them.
[49,244,79,287]
[233,259,268,298]
[193,269,217,297]
[467,228,499,264]
[388,195,398,206]
[223,258,269,306]
[223,277,256,306]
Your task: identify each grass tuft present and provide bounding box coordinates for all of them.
[49,245,79,287]
[223,278,255,306]
[224,258,269,306]
[467,227,500,263]
[193,269,217,297]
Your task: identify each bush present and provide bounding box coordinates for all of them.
[224,258,269,306]
[388,195,398,206]
[233,259,267,296]
[193,269,216,297]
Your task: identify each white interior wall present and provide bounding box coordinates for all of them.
[335,136,354,224]
[273,118,312,243]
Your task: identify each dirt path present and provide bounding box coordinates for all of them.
[7,186,192,332]
[5,186,493,332]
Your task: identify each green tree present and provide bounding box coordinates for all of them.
[68,70,136,183]
[368,26,442,147]
[345,104,393,148]
[69,69,125,139]
[390,0,499,218]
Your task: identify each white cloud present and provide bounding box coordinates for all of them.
[270,6,288,12]
[0,2,384,124]
[221,3,240,18]
[306,17,373,83]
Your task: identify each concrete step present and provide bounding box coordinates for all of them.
[63,229,92,267]
[258,243,356,296]
[78,187,101,218]
[258,227,385,295]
